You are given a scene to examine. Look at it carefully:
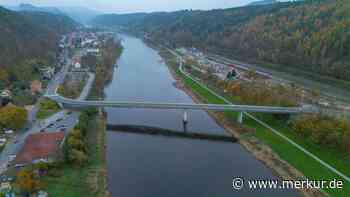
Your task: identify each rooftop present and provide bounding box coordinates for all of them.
[14,131,65,165]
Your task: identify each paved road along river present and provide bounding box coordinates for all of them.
[104,34,298,197]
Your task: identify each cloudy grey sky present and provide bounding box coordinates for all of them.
[0,0,256,13]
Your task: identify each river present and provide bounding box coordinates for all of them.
[104,34,297,197]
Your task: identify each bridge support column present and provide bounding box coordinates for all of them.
[237,112,244,124]
[57,102,64,109]
[183,110,188,132]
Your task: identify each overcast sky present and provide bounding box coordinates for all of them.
[0,0,257,13]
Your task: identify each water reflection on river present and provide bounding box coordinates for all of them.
[104,34,297,197]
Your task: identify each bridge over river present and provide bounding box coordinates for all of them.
[57,34,304,197]
[46,94,314,124]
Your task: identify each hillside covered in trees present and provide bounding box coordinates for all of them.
[0,6,78,67]
[91,0,350,81]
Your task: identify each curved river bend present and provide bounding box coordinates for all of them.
[104,34,297,197]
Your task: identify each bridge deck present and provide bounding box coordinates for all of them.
[46,95,314,114]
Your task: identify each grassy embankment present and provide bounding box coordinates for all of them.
[161,50,350,196]
[43,113,107,197]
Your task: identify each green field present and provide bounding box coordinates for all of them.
[175,65,350,196]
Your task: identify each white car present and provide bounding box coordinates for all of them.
[8,155,16,162]
[4,130,14,134]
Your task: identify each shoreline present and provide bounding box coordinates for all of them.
[85,40,124,197]
[157,48,325,197]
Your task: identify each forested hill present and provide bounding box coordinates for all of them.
[90,13,147,27]
[248,0,278,6]
[0,6,78,67]
[91,0,350,81]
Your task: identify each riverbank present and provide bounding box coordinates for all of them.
[44,37,123,196]
[91,38,123,98]
[158,49,348,197]
[43,112,108,197]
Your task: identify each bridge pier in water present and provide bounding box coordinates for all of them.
[183,110,188,132]
[238,112,244,124]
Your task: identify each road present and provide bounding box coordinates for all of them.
[77,72,95,101]
[0,49,94,174]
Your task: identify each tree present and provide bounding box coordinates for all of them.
[246,69,258,80]
[16,168,41,194]
[69,149,88,166]
[292,114,350,151]
[70,128,83,140]
[33,162,49,176]
[0,68,9,86]
[67,136,85,151]
[0,105,28,130]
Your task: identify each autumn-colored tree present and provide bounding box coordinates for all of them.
[0,105,27,130]
[64,126,88,166]
[67,136,85,151]
[70,128,83,140]
[246,69,258,81]
[16,168,41,194]
[69,149,88,167]
[292,114,350,152]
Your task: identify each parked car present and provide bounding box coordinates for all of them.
[60,128,67,132]
[58,124,68,128]
[0,138,6,146]
[4,130,14,134]
[8,155,16,162]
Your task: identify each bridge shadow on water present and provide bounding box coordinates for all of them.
[106,124,238,143]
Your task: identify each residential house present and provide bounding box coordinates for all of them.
[86,48,100,56]
[30,80,42,95]
[74,61,82,69]
[0,90,11,98]
[39,67,55,80]
[0,138,6,147]
[37,190,48,197]
[14,131,66,167]
[0,175,13,193]
[0,90,11,106]
[0,182,11,191]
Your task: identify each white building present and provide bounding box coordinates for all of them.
[87,48,99,53]
[0,90,11,98]
[74,62,81,69]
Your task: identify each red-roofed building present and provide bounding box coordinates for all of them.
[14,131,66,167]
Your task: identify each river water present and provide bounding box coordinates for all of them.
[104,34,297,197]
